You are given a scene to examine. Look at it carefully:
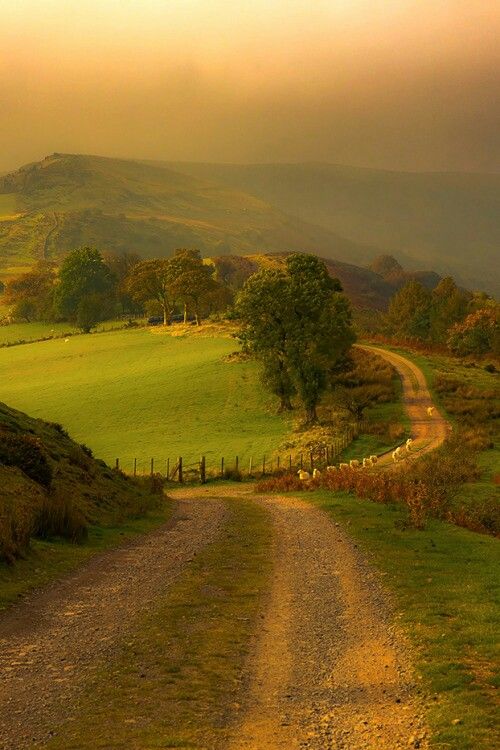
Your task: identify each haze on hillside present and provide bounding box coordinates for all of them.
[1,1,499,173]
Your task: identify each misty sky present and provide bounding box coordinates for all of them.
[1,1,499,173]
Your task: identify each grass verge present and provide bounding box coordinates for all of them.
[46,497,271,750]
[0,502,172,612]
[310,489,500,750]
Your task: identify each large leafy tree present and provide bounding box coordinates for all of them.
[169,249,220,325]
[386,280,432,341]
[3,262,56,321]
[429,277,470,343]
[237,254,355,422]
[54,247,115,323]
[125,258,177,325]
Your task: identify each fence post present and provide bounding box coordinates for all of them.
[200,456,206,484]
[133,458,137,477]
[115,458,119,470]
[262,455,266,476]
[235,455,239,473]
[221,457,224,478]
[277,455,280,471]
[289,454,292,472]
[178,456,183,483]
[310,450,314,472]
[166,458,170,480]
[300,453,303,470]
[150,457,154,476]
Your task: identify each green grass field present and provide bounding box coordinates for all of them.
[0,328,289,470]
[0,319,140,345]
[309,490,500,750]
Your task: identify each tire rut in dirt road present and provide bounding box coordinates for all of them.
[229,493,428,750]
[0,498,226,750]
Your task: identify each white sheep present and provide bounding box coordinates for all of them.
[392,450,400,463]
[326,465,337,473]
[339,462,349,470]
[312,468,321,478]
[427,406,435,417]
[370,455,378,464]
[406,438,413,451]
[349,459,360,469]
[362,457,373,468]
[297,469,310,481]
[64,338,70,343]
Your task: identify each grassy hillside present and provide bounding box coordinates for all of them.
[0,398,162,563]
[0,153,384,284]
[0,327,290,470]
[167,162,500,296]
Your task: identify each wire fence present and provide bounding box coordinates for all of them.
[115,423,365,484]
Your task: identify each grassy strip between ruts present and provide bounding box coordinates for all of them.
[0,502,173,612]
[309,489,499,750]
[46,497,272,750]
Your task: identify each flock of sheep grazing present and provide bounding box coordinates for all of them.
[296,405,437,481]
[297,454,379,481]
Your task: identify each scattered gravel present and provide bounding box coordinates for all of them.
[0,498,226,750]
[228,492,429,750]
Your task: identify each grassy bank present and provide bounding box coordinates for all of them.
[310,490,499,750]
[0,327,290,467]
[46,498,271,749]
[0,502,172,612]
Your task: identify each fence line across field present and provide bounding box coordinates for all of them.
[113,423,362,483]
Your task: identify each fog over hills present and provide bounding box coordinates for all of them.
[0,153,383,282]
[167,162,500,297]
[0,152,496,301]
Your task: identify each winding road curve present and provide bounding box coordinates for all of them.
[0,346,447,749]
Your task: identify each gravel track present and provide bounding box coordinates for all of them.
[225,490,428,750]
[0,347,442,749]
[356,345,450,466]
[0,498,226,749]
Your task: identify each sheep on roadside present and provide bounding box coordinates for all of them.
[312,468,321,478]
[297,469,310,481]
[326,465,337,473]
[64,338,70,343]
[339,463,349,470]
[370,455,378,464]
[427,406,435,417]
[406,438,413,451]
[349,459,360,469]
[362,457,373,468]
[392,450,400,463]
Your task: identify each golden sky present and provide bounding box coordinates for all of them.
[1,1,499,171]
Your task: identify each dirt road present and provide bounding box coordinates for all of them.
[222,490,427,750]
[0,346,441,748]
[0,499,226,750]
[357,345,450,465]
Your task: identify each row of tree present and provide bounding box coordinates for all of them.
[385,277,499,357]
[2,248,230,331]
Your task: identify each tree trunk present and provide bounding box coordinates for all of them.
[305,404,318,424]
[278,396,293,412]
[162,305,170,326]
[183,302,188,324]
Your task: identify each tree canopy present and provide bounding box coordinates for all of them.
[236,253,355,422]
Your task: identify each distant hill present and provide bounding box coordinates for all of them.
[209,252,441,311]
[167,162,500,296]
[0,153,385,282]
